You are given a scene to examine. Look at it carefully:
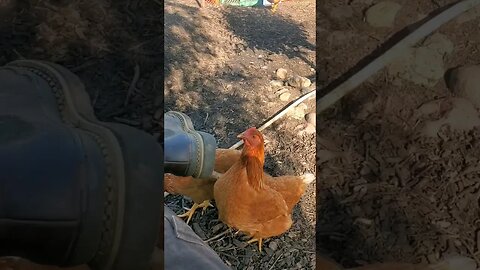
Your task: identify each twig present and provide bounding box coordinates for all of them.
[124,64,140,106]
[229,89,316,149]
[268,252,284,270]
[205,229,231,243]
[204,112,209,125]
[316,0,480,115]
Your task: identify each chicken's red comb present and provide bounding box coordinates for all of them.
[237,127,258,139]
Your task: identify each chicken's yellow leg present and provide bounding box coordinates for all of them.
[247,237,263,252]
[178,200,212,224]
[198,200,213,214]
[271,2,279,13]
[177,203,200,224]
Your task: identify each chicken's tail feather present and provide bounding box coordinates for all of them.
[301,173,315,185]
[429,255,476,270]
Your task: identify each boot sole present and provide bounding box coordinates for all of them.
[165,111,216,179]
[7,60,125,270]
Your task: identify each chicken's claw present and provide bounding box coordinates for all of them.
[177,204,198,224]
[178,200,212,224]
[198,200,213,214]
[271,2,279,13]
[178,200,213,224]
[247,237,263,252]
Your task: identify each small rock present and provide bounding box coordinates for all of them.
[423,33,454,56]
[269,240,279,251]
[233,239,248,248]
[154,108,163,120]
[305,112,316,126]
[330,6,354,19]
[447,65,480,109]
[287,75,304,88]
[275,88,290,95]
[290,106,306,120]
[301,77,312,88]
[302,123,316,135]
[279,92,291,101]
[211,223,224,233]
[276,68,288,80]
[297,103,308,110]
[270,80,284,89]
[366,1,402,28]
[421,98,480,137]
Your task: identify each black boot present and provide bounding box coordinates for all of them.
[164,111,217,179]
[0,60,162,270]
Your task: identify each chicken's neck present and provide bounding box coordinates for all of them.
[240,154,265,190]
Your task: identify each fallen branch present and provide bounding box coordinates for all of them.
[124,64,140,106]
[316,0,480,114]
[229,88,316,149]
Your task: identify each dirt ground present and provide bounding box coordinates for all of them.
[164,0,316,269]
[319,0,480,269]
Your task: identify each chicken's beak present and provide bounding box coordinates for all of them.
[237,133,244,139]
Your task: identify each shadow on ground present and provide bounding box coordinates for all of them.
[223,5,316,68]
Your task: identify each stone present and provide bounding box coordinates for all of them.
[423,33,454,56]
[276,68,288,80]
[305,112,316,126]
[388,45,448,87]
[287,75,303,88]
[301,77,312,88]
[304,123,316,134]
[270,80,284,89]
[290,104,307,119]
[366,1,402,28]
[279,92,291,101]
[447,65,480,109]
[269,240,279,251]
[421,98,480,137]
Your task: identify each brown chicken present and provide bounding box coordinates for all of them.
[316,255,476,270]
[213,127,314,252]
[164,148,244,224]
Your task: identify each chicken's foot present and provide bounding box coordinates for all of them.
[247,237,263,252]
[271,3,279,13]
[177,200,212,224]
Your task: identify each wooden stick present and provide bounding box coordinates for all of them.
[229,89,316,149]
[316,0,480,114]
